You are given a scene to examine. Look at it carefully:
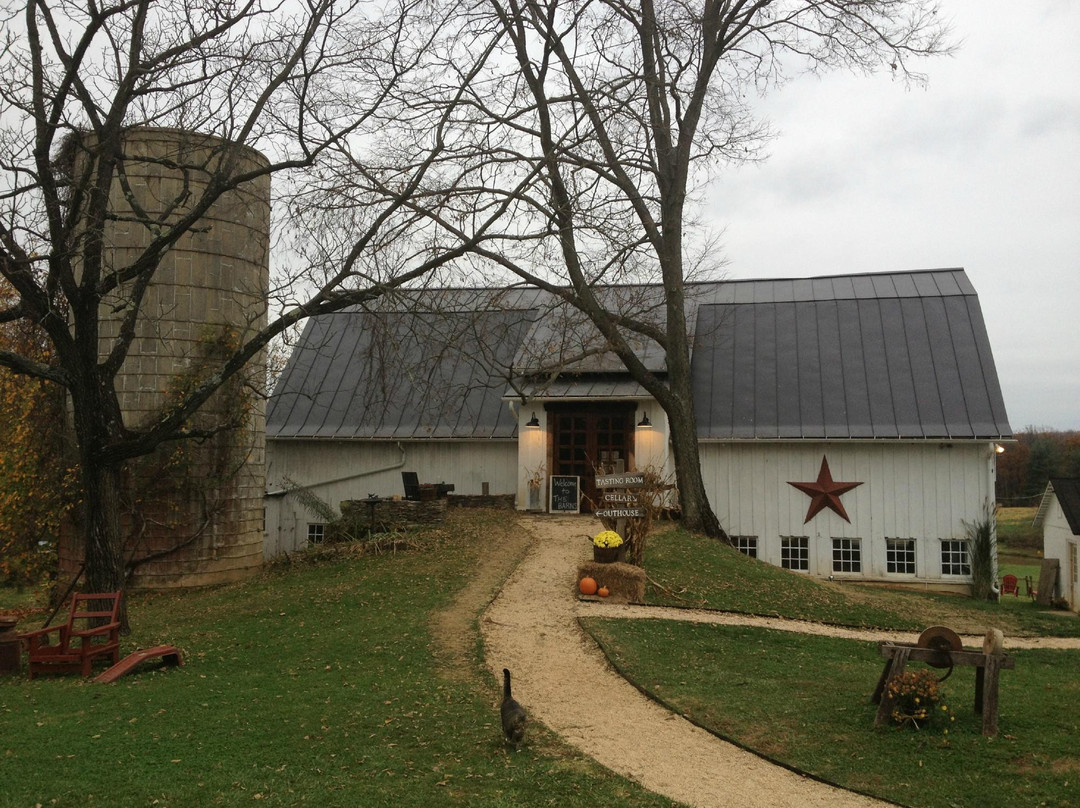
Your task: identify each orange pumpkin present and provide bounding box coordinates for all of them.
[597,586,610,598]
[579,576,598,595]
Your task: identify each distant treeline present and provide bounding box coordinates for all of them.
[996,429,1080,505]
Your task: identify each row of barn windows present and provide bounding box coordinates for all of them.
[733,535,971,577]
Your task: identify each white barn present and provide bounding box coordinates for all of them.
[265,268,1012,592]
[1035,479,1080,611]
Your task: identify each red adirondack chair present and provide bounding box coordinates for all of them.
[20,592,122,679]
[1001,574,1019,598]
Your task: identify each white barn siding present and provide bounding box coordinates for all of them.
[1042,496,1079,611]
[265,439,518,557]
[700,441,996,586]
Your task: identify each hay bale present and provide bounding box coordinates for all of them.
[576,561,646,604]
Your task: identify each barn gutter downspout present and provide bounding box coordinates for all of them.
[264,442,408,497]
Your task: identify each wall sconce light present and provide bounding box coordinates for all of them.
[994,443,1005,454]
[525,412,540,428]
[637,412,652,428]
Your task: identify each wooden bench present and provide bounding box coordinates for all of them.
[20,592,122,679]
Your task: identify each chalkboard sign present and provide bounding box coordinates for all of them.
[549,475,580,514]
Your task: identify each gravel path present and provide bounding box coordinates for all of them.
[482,516,888,808]
[481,515,1080,806]
[578,602,1080,650]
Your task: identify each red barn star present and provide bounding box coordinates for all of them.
[788,456,863,524]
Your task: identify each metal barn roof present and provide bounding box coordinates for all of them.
[268,306,536,440]
[690,270,1011,439]
[267,269,1012,441]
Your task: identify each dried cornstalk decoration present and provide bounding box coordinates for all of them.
[597,467,675,567]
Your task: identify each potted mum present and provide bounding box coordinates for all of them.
[592,530,626,563]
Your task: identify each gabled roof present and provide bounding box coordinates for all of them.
[267,268,1012,441]
[690,269,1012,439]
[1045,479,1080,535]
[268,304,537,440]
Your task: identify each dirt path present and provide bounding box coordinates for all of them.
[478,514,1080,807]
[578,602,1080,650]
[482,516,887,808]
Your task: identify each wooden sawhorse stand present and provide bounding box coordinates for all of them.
[871,642,1014,737]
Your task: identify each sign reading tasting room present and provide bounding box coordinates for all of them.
[593,473,647,518]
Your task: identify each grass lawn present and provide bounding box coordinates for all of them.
[0,511,680,808]
[642,526,1080,638]
[0,584,44,614]
[4,510,1076,808]
[997,506,1042,553]
[582,618,1079,808]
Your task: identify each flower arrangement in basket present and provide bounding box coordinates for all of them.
[594,465,674,566]
[593,530,624,549]
[886,668,953,730]
[591,530,625,563]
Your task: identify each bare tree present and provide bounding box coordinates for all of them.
[0,0,502,595]
[407,0,952,537]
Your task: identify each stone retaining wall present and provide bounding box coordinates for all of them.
[447,493,516,510]
[340,498,448,532]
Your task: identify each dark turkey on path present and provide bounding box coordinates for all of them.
[500,668,527,745]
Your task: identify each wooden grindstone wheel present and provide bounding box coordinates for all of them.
[917,625,963,679]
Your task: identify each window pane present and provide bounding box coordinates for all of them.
[886,538,916,575]
[781,536,809,571]
[832,538,861,573]
[940,540,971,576]
[734,536,758,559]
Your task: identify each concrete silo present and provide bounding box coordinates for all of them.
[60,127,270,589]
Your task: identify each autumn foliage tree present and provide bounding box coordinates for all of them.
[996,429,1080,504]
[0,282,75,586]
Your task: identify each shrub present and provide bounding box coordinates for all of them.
[886,668,951,730]
[966,505,997,601]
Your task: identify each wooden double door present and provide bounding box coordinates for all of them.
[549,404,635,512]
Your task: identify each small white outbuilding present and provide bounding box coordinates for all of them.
[1035,479,1080,611]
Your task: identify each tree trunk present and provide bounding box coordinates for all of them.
[665,391,727,541]
[79,457,130,631]
[69,362,129,613]
[81,459,126,593]
[656,190,727,542]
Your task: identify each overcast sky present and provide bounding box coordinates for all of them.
[707,0,1079,432]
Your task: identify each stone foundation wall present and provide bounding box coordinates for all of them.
[340,498,448,533]
[447,493,516,510]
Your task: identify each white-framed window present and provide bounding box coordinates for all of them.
[733,536,758,558]
[886,538,916,575]
[780,536,809,571]
[832,538,862,574]
[940,539,971,576]
[307,523,326,544]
